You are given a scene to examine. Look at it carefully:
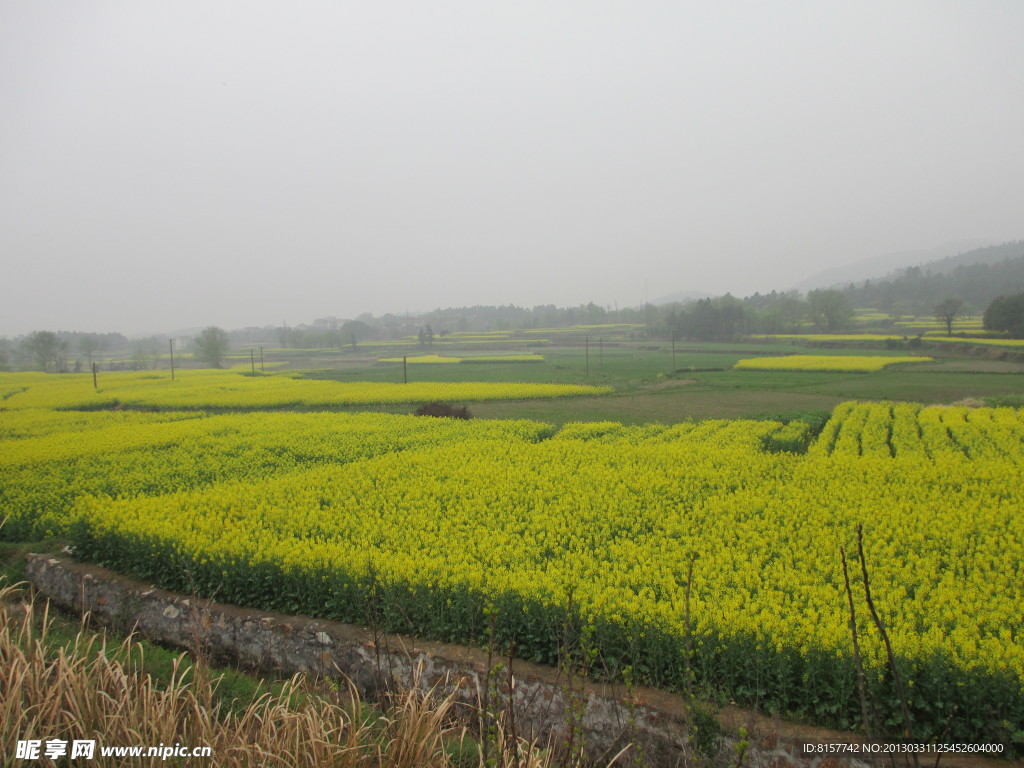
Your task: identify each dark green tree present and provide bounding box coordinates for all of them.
[983,293,1024,338]
[341,320,375,348]
[21,331,68,372]
[679,295,751,341]
[192,326,230,368]
[807,289,854,331]
[755,291,807,334]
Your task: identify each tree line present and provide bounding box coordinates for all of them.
[839,242,1024,316]
[0,329,234,373]
[5,241,1024,372]
[7,286,1024,373]
[0,331,129,373]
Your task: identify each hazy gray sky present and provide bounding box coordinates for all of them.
[2,1,1022,336]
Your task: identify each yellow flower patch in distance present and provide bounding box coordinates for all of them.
[458,355,545,363]
[734,355,932,372]
[0,370,610,410]
[749,334,907,342]
[377,354,545,363]
[749,332,1024,348]
[378,355,462,363]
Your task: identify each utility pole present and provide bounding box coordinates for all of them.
[92,362,98,389]
[403,356,408,384]
[250,349,256,374]
[644,278,651,337]
[259,346,264,372]
[169,339,175,381]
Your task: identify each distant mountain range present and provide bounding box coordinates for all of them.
[900,241,1024,276]
[838,240,1024,313]
[792,239,993,292]
[653,239,1021,309]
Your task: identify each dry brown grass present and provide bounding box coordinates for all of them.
[0,580,607,767]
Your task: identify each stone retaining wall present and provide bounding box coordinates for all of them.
[25,554,1010,768]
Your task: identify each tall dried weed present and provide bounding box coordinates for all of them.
[0,580,607,767]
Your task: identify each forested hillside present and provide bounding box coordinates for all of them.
[840,241,1024,313]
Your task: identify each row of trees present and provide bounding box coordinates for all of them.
[285,293,857,345]
[667,291,1016,341]
[15,331,69,373]
[275,320,377,350]
[6,287,1024,373]
[0,328,234,372]
[0,330,133,373]
[924,292,1024,338]
[658,289,856,341]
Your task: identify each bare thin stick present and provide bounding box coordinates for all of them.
[840,545,873,739]
[856,524,918,768]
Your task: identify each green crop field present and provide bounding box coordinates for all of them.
[288,334,1024,425]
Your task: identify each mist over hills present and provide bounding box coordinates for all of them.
[902,241,1024,276]
[658,240,1023,314]
[792,239,993,292]
[837,240,1024,314]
